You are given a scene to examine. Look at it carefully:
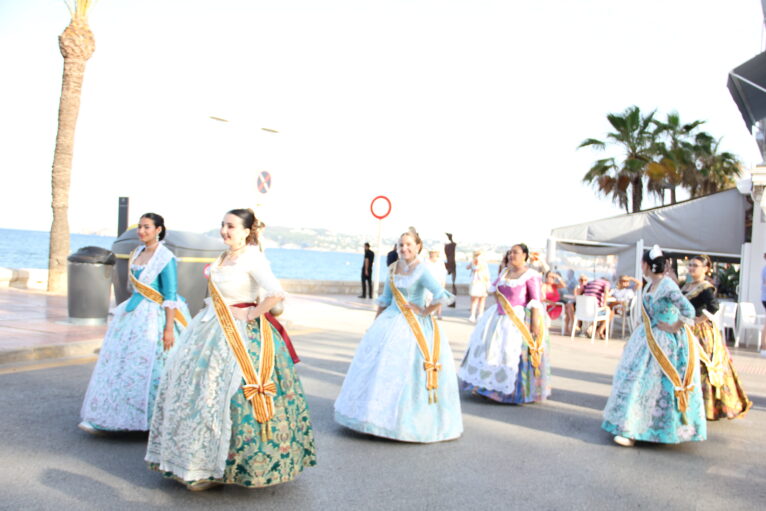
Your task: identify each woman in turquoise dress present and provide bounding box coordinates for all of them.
[79,213,190,433]
[146,209,316,491]
[334,228,462,443]
[602,246,706,446]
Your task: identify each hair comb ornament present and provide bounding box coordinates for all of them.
[649,244,663,260]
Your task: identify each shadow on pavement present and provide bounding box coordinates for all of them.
[551,366,614,386]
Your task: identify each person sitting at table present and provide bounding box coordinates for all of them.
[564,274,589,335]
[608,275,642,326]
[542,271,566,321]
[582,277,612,339]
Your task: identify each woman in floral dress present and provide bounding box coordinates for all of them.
[602,246,706,447]
[146,209,316,490]
[79,213,190,434]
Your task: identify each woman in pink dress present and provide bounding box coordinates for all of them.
[458,243,551,404]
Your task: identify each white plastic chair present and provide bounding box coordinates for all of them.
[570,295,610,344]
[548,301,567,335]
[736,302,764,351]
[611,295,638,338]
[719,301,738,346]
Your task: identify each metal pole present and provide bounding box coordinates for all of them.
[118,197,129,236]
[373,219,383,299]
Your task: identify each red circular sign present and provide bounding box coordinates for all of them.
[370,195,392,219]
[257,171,272,194]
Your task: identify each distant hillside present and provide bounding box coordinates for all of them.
[206,225,511,261]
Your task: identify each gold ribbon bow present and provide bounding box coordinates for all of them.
[641,303,697,422]
[495,290,545,377]
[209,265,276,441]
[423,361,442,394]
[389,265,442,404]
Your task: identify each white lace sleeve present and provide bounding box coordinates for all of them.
[246,248,287,300]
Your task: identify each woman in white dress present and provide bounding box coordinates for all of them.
[424,248,448,319]
[334,228,462,442]
[146,209,316,490]
[467,250,490,322]
[79,213,190,433]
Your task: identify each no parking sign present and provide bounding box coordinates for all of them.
[257,171,272,194]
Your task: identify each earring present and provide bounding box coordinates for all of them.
[156,233,160,242]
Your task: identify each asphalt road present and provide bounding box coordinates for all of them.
[1,295,764,510]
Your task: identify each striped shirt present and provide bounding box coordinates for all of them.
[582,279,610,307]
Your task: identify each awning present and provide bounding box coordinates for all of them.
[550,188,747,257]
[728,51,766,131]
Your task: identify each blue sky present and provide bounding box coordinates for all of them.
[0,0,763,247]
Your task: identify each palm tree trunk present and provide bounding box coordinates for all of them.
[47,19,95,293]
[630,177,643,213]
[670,186,677,204]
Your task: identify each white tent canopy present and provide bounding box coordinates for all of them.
[551,188,747,258]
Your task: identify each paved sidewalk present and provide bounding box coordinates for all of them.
[0,288,106,366]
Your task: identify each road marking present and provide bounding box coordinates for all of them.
[0,355,98,375]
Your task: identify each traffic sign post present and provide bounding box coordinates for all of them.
[255,170,272,211]
[256,171,272,194]
[370,195,392,299]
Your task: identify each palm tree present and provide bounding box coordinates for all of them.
[691,133,742,197]
[47,1,96,293]
[647,112,705,204]
[579,106,657,213]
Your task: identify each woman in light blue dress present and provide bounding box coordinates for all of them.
[80,213,190,433]
[602,246,706,447]
[334,228,462,443]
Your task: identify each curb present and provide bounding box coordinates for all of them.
[0,338,102,366]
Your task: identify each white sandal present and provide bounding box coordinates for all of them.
[613,435,635,447]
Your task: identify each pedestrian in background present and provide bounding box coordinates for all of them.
[424,248,448,319]
[359,242,374,299]
[445,233,457,305]
[467,250,490,323]
[386,244,399,266]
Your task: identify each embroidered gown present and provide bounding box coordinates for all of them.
[80,243,190,432]
[334,264,462,442]
[683,281,752,420]
[458,268,551,404]
[602,277,706,443]
[145,245,316,487]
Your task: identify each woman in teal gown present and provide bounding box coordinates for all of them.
[602,246,706,446]
[80,213,190,433]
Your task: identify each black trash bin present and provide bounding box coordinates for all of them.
[67,246,116,325]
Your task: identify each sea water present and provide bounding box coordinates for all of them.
[0,228,484,283]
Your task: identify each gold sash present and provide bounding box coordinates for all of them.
[209,275,276,441]
[495,291,545,377]
[695,322,726,399]
[389,265,441,404]
[641,303,697,422]
[128,250,188,328]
